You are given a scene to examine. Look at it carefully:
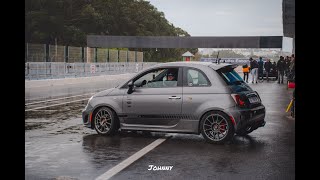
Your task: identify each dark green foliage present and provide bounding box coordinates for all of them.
[25,0,198,62]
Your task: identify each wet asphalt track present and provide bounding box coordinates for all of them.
[25,76,295,180]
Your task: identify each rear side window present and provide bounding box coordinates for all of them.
[186,69,209,87]
[218,67,244,85]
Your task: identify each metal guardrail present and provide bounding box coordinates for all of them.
[25,62,158,80]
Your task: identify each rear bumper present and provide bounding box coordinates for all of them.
[227,105,266,132]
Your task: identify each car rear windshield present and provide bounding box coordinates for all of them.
[217,66,244,85]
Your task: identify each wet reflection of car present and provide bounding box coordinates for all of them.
[82,62,266,144]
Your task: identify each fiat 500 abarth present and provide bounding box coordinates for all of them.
[82,62,266,144]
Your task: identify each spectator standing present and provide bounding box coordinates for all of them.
[242,63,250,83]
[272,61,277,69]
[284,56,291,76]
[249,57,259,84]
[264,59,272,82]
[277,56,286,84]
[258,57,264,81]
[290,54,295,72]
[288,54,295,81]
[272,61,278,81]
[216,58,221,64]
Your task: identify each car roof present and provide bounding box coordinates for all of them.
[153,61,233,71]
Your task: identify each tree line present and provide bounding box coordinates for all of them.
[25,0,198,62]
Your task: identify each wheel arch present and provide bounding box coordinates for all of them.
[197,108,235,134]
[91,104,120,130]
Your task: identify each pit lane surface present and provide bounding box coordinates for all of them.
[25,79,295,180]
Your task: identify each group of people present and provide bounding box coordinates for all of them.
[242,54,295,84]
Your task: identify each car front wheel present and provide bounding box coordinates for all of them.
[200,111,235,144]
[93,107,117,135]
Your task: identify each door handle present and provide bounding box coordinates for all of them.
[168,96,181,99]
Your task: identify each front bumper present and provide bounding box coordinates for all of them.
[227,105,266,132]
[82,106,94,129]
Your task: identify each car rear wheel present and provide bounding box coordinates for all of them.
[93,107,117,135]
[200,111,235,144]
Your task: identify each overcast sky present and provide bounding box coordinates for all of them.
[147,0,293,52]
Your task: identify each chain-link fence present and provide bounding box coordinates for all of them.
[25,62,158,80]
[25,43,144,63]
[25,43,46,62]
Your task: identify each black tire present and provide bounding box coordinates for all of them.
[200,111,235,144]
[93,107,117,136]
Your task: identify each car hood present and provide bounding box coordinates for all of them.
[92,88,116,98]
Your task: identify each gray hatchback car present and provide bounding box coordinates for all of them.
[82,62,266,144]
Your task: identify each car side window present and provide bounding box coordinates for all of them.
[187,69,209,87]
[134,68,179,88]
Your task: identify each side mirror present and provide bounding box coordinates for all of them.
[127,81,135,94]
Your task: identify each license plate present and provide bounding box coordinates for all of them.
[249,97,260,103]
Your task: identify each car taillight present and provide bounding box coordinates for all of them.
[255,91,261,100]
[231,94,246,107]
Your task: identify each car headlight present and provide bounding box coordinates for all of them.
[85,96,94,110]
[88,95,93,102]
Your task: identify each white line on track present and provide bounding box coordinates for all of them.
[25,87,108,102]
[25,74,133,88]
[25,93,95,105]
[28,109,57,112]
[95,138,168,180]
[25,98,89,112]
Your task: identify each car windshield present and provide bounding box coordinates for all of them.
[218,67,244,85]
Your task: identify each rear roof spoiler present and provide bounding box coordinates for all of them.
[209,63,238,71]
